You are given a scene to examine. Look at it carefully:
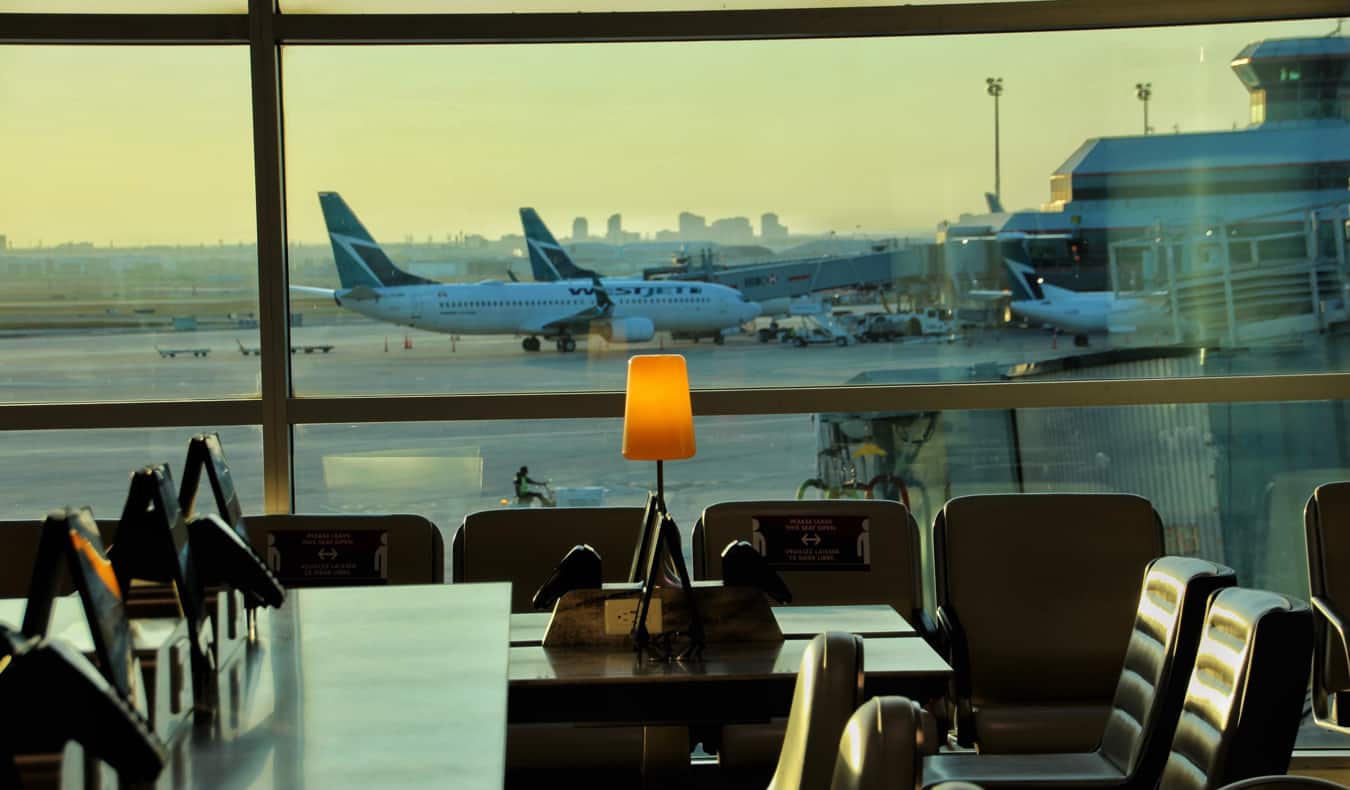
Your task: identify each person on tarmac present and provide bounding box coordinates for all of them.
[514,466,555,507]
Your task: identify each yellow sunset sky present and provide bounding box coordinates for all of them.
[0,14,1340,247]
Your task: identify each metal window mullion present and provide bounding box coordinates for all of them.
[274,0,1348,45]
[283,372,1350,425]
[0,13,248,44]
[249,0,292,515]
[0,400,263,432]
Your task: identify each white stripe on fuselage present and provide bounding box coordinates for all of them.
[334,279,756,335]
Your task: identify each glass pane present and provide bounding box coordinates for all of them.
[295,398,1349,748]
[283,18,1350,396]
[0,426,263,520]
[2,46,259,403]
[0,1,243,10]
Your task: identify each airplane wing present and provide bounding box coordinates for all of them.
[289,285,337,298]
[524,278,615,334]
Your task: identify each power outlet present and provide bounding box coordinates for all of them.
[603,598,662,636]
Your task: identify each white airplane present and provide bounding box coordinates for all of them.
[1004,259,1165,340]
[291,193,761,353]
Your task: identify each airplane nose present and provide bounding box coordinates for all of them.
[745,302,762,320]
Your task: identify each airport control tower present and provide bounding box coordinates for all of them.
[1231,36,1350,126]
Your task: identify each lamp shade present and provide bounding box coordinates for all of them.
[622,354,696,461]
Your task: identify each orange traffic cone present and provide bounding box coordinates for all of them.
[1051,333,1057,349]
[384,337,389,352]
[404,335,413,350]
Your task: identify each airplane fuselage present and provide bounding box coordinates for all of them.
[335,279,759,336]
[1010,291,1148,335]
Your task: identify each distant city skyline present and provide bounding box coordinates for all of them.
[2,18,1339,247]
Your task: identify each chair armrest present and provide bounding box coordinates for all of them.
[1312,596,1350,665]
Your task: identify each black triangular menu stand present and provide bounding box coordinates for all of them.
[177,434,286,670]
[22,507,138,703]
[111,465,215,690]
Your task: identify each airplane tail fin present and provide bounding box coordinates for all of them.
[520,208,601,281]
[318,192,435,289]
[984,192,1005,213]
[1003,259,1047,302]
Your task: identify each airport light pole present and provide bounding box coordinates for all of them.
[986,77,1004,204]
[1135,82,1153,135]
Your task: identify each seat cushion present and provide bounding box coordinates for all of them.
[922,750,1126,789]
[973,704,1112,755]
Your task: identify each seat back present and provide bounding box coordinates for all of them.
[768,632,865,790]
[245,513,444,586]
[1306,484,1350,719]
[693,500,922,617]
[1159,588,1314,790]
[453,507,643,612]
[933,492,1165,752]
[1098,557,1237,783]
[829,697,933,790]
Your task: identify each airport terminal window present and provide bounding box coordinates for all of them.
[278,0,1039,14]
[295,399,1348,604]
[283,18,1350,397]
[0,426,263,521]
[0,45,260,404]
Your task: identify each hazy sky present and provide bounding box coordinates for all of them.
[1,17,1340,247]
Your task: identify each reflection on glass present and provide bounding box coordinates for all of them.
[283,20,1349,396]
[1,46,258,403]
[0,427,264,520]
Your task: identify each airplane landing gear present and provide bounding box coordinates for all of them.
[522,336,541,352]
[714,334,725,346]
[555,336,577,353]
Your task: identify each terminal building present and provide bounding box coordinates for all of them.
[943,36,1350,342]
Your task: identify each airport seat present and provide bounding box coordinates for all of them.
[691,499,930,783]
[692,500,928,629]
[768,632,866,790]
[452,506,643,613]
[0,518,116,598]
[933,493,1165,753]
[244,513,444,586]
[829,697,936,790]
[452,507,684,787]
[920,556,1237,789]
[1156,587,1313,790]
[1304,483,1350,735]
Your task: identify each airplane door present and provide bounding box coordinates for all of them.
[410,295,424,324]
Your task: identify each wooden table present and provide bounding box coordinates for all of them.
[509,604,916,647]
[508,633,951,725]
[1,583,512,790]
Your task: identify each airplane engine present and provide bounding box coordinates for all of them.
[598,317,655,343]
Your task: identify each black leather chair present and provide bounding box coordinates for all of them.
[920,556,1236,789]
[1304,483,1350,735]
[829,697,937,790]
[453,506,642,612]
[1157,588,1313,790]
[245,513,445,585]
[768,632,866,790]
[693,499,931,782]
[933,493,1166,752]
